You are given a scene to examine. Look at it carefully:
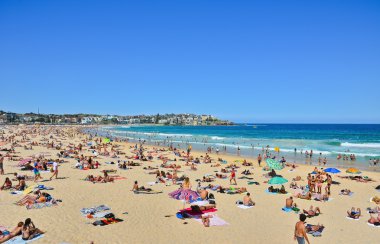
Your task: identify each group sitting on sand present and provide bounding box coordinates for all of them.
[85,171,114,183]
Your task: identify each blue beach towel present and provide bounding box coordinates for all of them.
[282,207,292,212]
[5,234,44,243]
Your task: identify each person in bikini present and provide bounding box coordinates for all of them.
[21,218,44,241]
[303,205,321,217]
[347,207,361,219]
[0,221,23,243]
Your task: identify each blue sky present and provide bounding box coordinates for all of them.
[0,0,379,123]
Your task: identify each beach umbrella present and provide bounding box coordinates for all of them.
[268,176,288,185]
[324,168,341,174]
[346,168,361,174]
[103,138,110,143]
[18,158,33,166]
[169,189,200,203]
[266,158,284,170]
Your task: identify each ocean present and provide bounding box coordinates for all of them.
[90,124,380,170]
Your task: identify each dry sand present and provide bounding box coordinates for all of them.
[0,125,379,244]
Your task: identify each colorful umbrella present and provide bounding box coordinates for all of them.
[324,168,341,174]
[346,168,361,174]
[266,158,284,170]
[18,158,33,166]
[168,189,200,203]
[268,176,288,185]
[103,138,110,143]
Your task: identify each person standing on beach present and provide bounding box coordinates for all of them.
[50,159,59,180]
[230,168,237,185]
[237,146,240,156]
[0,154,4,175]
[257,154,262,167]
[294,214,310,244]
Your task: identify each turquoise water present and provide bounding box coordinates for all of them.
[94,124,380,168]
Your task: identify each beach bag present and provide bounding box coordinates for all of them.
[208,193,215,199]
[176,212,184,219]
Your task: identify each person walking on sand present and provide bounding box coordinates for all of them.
[230,168,237,185]
[294,214,310,244]
[257,154,262,167]
[0,154,4,175]
[50,159,59,180]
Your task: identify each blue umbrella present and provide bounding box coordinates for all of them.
[324,168,341,174]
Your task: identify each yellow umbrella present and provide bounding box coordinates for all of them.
[346,167,361,174]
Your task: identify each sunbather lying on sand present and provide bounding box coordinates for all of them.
[0,221,23,243]
[241,170,252,175]
[368,213,380,225]
[347,207,361,219]
[15,190,52,206]
[293,176,302,181]
[296,192,312,200]
[305,224,324,233]
[303,206,321,217]
[190,204,216,212]
[340,189,352,195]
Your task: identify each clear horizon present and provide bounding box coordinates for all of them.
[1,1,379,123]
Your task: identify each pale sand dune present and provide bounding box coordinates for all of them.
[0,126,379,244]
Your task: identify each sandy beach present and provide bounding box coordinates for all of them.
[0,125,379,244]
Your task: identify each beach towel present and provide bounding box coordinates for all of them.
[339,192,354,196]
[147,182,157,186]
[133,190,163,194]
[23,184,37,195]
[367,222,380,228]
[112,176,127,180]
[346,216,360,221]
[248,181,259,185]
[193,215,229,226]
[282,207,293,212]
[26,201,56,210]
[10,191,23,195]
[237,205,253,209]
[306,224,325,237]
[37,185,54,190]
[92,218,123,226]
[4,234,44,243]
[91,211,112,218]
[189,200,209,206]
[180,207,217,218]
[80,205,110,215]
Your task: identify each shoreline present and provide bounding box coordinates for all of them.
[86,125,380,173]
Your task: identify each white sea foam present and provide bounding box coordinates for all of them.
[341,142,380,149]
[210,136,226,140]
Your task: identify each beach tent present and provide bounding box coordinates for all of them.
[268,176,288,185]
[346,168,361,174]
[266,158,284,170]
[324,168,341,174]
